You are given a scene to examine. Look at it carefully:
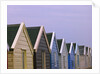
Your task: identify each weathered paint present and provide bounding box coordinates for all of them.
[34,32,51,69]
[47,33,59,69]
[68,44,75,69]
[50,37,59,69]
[74,43,80,69]
[79,46,87,69]
[58,39,68,69]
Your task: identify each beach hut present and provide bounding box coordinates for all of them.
[7,22,33,69]
[73,43,80,69]
[78,45,86,69]
[86,47,89,68]
[88,48,92,68]
[27,26,51,69]
[66,42,75,69]
[46,32,59,69]
[57,39,68,69]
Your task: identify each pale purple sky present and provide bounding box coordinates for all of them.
[7,5,92,48]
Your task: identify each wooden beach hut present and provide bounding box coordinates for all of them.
[7,22,33,69]
[66,42,75,69]
[46,32,59,69]
[86,47,89,68]
[88,47,92,68]
[27,26,51,69]
[57,39,68,69]
[78,45,86,69]
[73,43,80,69]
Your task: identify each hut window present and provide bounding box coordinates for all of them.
[54,52,57,67]
[22,50,27,69]
[77,55,79,66]
[42,51,46,69]
[63,56,66,68]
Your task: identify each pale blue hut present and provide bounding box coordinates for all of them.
[46,32,59,69]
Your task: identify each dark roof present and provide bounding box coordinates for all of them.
[73,43,76,51]
[78,46,84,55]
[57,39,63,52]
[66,43,71,52]
[86,47,88,54]
[46,33,53,46]
[27,27,40,47]
[7,24,20,48]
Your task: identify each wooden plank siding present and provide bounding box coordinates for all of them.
[7,24,33,69]
[13,29,33,69]
[8,51,13,69]
[34,33,50,69]
[50,37,59,69]
[69,46,75,69]
[60,44,68,69]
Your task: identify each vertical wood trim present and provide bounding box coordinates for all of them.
[22,50,27,69]
[24,50,27,69]
[44,52,46,69]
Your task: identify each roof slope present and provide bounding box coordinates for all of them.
[7,24,20,48]
[73,43,76,51]
[78,46,84,55]
[86,47,88,55]
[27,27,40,47]
[57,39,63,52]
[66,43,71,53]
[46,33,53,46]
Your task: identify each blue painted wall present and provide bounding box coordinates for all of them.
[50,37,59,69]
[68,46,75,69]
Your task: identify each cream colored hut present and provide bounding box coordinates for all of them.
[7,22,33,69]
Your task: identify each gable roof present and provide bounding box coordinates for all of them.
[86,47,88,55]
[27,27,40,48]
[73,43,76,51]
[27,26,51,53]
[66,43,71,53]
[57,39,63,52]
[46,33,53,46]
[78,45,85,55]
[7,24,20,48]
[7,22,33,54]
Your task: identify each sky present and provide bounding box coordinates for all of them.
[7,5,92,48]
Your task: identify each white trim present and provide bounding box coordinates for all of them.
[84,46,86,55]
[43,27,51,53]
[34,26,43,51]
[74,43,79,55]
[74,43,77,54]
[50,32,55,50]
[11,22,24,49]
[60,38,64,53]
[69,42,73,53]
